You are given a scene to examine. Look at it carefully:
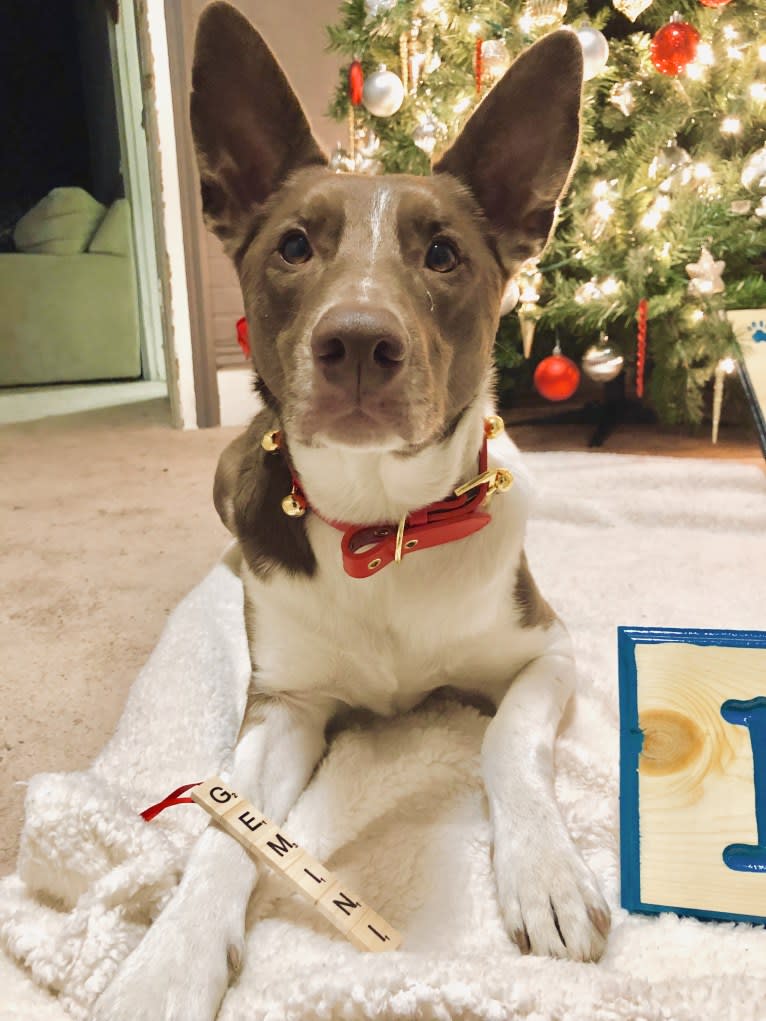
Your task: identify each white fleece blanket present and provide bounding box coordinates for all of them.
[3,451,766,1021]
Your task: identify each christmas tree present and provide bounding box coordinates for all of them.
[326,0,766,426]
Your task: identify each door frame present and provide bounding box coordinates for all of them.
[107,0,166,384]
[160,0,221,428]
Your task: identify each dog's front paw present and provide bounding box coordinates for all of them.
[494,828,610,963]
[92,888,244,1021]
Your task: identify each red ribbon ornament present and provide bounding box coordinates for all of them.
[636,298,648,398]
[348,60,364,106]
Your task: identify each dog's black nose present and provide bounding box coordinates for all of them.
[311,304,407,392]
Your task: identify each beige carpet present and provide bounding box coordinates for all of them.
[0,399,237,875]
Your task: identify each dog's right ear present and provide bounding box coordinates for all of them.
[191,2,326,258]
[433,30,582,274]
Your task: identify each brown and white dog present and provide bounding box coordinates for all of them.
[94,4,609,1017]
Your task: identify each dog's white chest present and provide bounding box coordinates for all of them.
[244,450,553,716]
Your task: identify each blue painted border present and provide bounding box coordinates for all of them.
[618,625,766,926]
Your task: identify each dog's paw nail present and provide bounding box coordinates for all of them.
[587,904,611,940]
[512,927,531,954]
[227,942,244,977]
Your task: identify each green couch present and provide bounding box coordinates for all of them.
[0,188,140,386]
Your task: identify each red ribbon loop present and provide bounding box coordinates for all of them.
[141,781,202,822]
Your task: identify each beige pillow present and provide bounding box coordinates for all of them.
[88,198,132,256]
[14,187,106,255]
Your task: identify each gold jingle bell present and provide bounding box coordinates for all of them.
[261,429,281,453]
[281,491,306,518]
[485,414,505,439]
[490,468,513,493]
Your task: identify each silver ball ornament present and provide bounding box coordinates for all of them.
[741,144,766,194]
[581,339,624,383]
[575,27,609,81]
[363,67,405,118]
[499,279,520,316]
[649,142,693,193]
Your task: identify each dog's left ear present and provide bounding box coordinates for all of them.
[190,1,327,258]
[433,30,583,273]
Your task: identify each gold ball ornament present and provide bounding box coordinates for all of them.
[521,0,568,29]
[611,0,653,20]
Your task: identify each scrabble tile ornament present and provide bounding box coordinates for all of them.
[189,778,402,952]
[619,627,766,925]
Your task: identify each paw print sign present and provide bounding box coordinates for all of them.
[619,627,766,925]
[728,308,766,461]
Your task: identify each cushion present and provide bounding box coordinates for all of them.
[13,187,106,255]
[88,198,132,256]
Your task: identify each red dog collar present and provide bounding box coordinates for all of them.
[262,417,513,579]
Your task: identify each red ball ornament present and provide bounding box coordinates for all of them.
[650,18,700,76]
[534,353,581,402]
[348,60,364,106]
[698,0,731,6]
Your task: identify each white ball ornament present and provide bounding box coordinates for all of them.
[575,26,609,81]
[365,0,396,16]
[499,279,521,316]
[741,144,766,194]
[363,66,405,117]
[481,39,511,81]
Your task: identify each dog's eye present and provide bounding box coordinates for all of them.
[425,239,460,273]
[279,231,312,265]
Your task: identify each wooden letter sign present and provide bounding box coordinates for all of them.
[620,627,766,924]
